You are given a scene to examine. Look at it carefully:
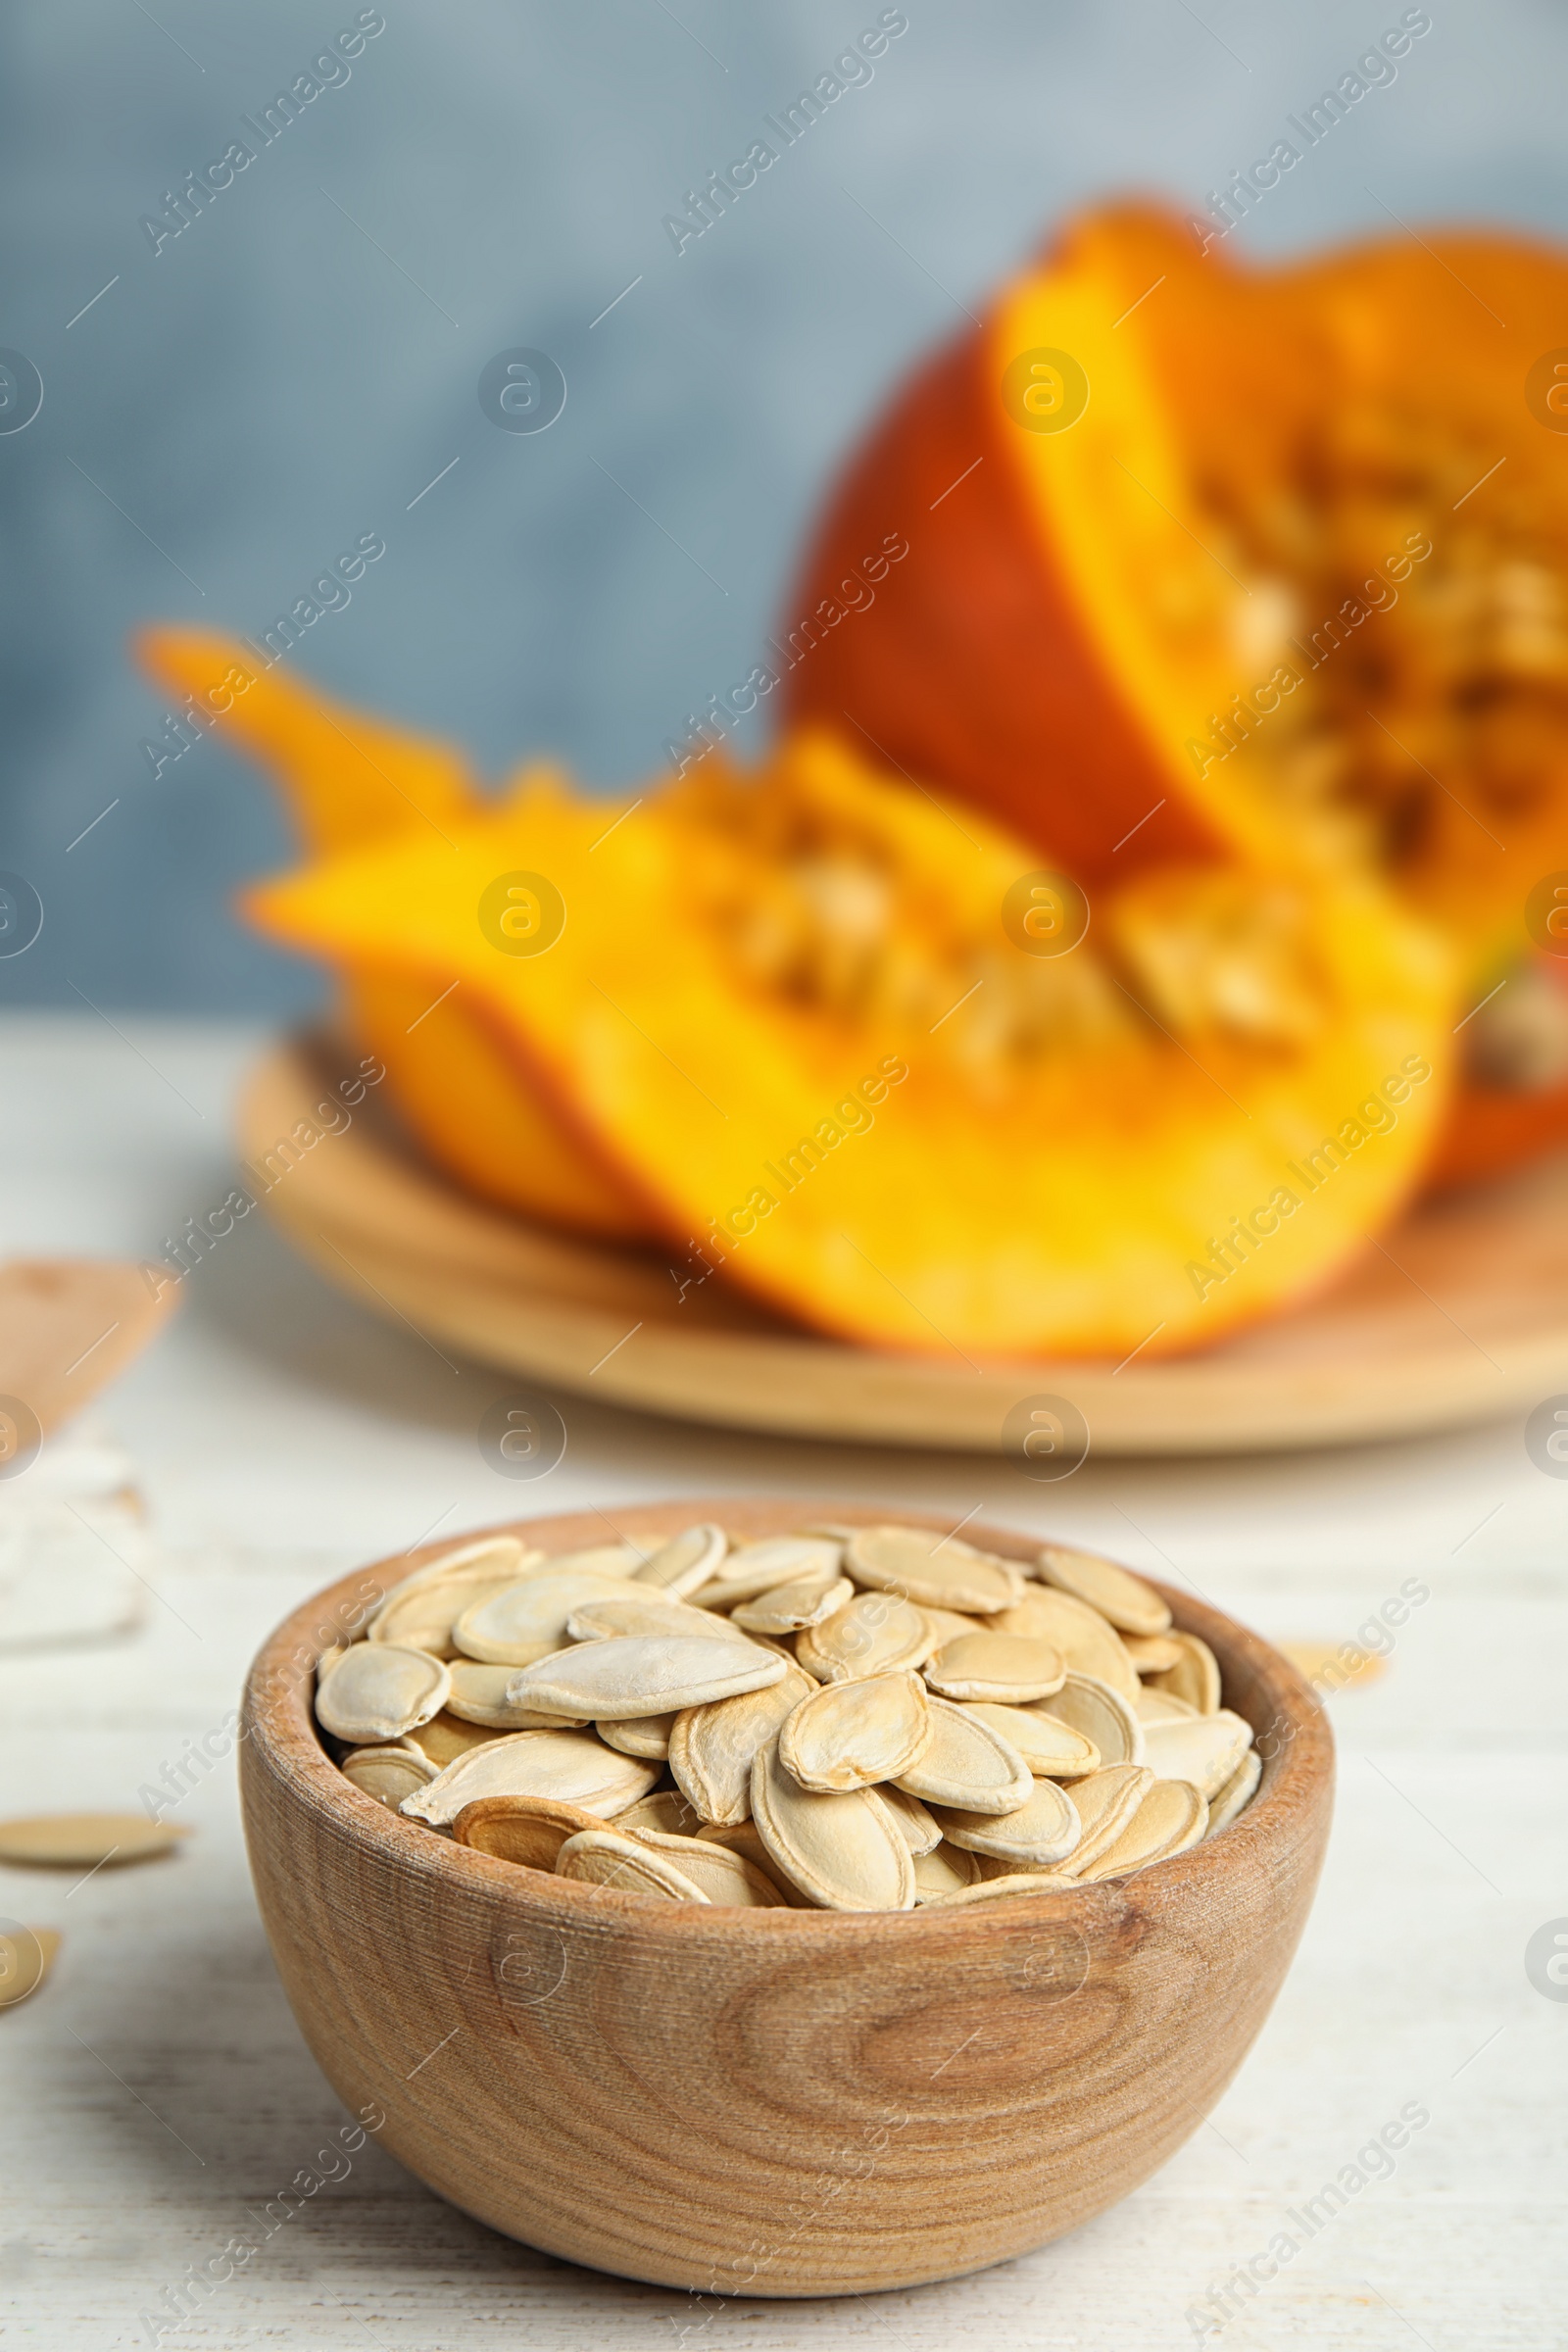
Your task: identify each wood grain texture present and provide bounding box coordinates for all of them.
[239,1035,1568,1456]
[239,1497,1333,2297]
[0,1256,177,1438]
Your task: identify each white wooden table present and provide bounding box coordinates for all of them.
[2,1016,1563,2350]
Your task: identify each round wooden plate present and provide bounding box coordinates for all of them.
[238,1035,1568,1455]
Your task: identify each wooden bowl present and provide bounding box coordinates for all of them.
[239,1498,1333,2296]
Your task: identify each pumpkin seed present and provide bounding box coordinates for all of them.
[777,1670,932,1792]
[1034,1544,1172,1637]
[992,1590,1139,1697]
[635,1522,728,1597]
[535,1543,652,1579]
[930,1873,1078,1907]
[370,1536,533,1621]
[930,1778,1080,1867]
[620,1788,707,1838]
[1036,1672,1146,1766]
[401,1730,659,1826]
[1206,1747,1263,1837]
[0,1813,190,1869]
[340,1745,441,1808]
[1140,1709,1253,1800]
[750,1737,914,1911]
[1134,1687,1198,1727]
[596,1712,677,1760]
[892,1696,1033,1815]
[368,1560,529,1657]
[919,1604,981,1645]
[692,1534,844,1609]
[316,1643,451,1743]
[922,1632,1066,1703]
[405,1711,508,1770]
[1075,1777,1207,1882]
[452,1794,612,1870]
[566,1592,754,1644]
[911,1839,981,1903]
[556,1828,710,1901]
[731,1573,854,1634]
[1122,1632,1186,1674]
[796,1592,937,1684]
[695,1818,816,1904]
[874,1781,942,1855]
[667,1665,815,1825]
[622,1827,786,1905]
[1056,1765,1154,1876]
[1148,1630,1222,1715]
[0,1925,61,2006]
[453,1570,643,1666]
[444,1660,582,1731]
[959,1702,1100,1778]
[507,1634,786,1721]
[316,1645,346,1688]
[845,1525,1025,1615]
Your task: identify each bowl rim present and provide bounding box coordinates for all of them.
[241,1495,1333,1941]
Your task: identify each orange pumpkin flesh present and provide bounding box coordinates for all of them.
[244,730,1454,1361]
[135,629,654,1241]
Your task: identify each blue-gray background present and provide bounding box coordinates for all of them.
[2,0,1564,1013]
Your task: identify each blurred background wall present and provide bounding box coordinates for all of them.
[2,0,1564,1014]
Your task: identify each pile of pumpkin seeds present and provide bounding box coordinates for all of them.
[314,1524,1261,1911]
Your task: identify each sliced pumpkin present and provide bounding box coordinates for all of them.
[135,628,654,1240]
[245,729,1455,1359]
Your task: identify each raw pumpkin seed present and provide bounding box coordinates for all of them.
[623,1827,786,1905]
[1140,1709,1253,1800]
[731,1573,854,1634]
[556,1828,710,1901]
[635,1522,728,1598]
[0,1925,61,2005]
[911,1839,981,1903]
[695,1817,816,1903]
[1075,1778,1208,1882]
[619,1788,707,1838]
[506,1635,786,1721]
[1123,1632,1186,1674]
[892,1696,1033,1815]
[930,1778,1081,1867]
[1037,1671,1146,1767]
[596,1712,677,1760]
[444,1659,582,1731]
[368,1562,528,1657]
[777,1670,932,1792]
[1033,1544,1172,1636]
[845,1525,1025,1615]
[959,1702,1100,1778]
[931,1873,1079,1907]
[1148,1630,1222,1716]
[1206,1747,1263,1837]
[693,1535,843,1609]
[317,1643,451,1743]
[1055,1766,1154,1876]
[340,1745,440,1808]
[667,1665,815,1825]
[401,1729,659,1826]
[453,1794,613,1870]
[565,1592,753,1644]
[454,1570,643,1666]
[750,1737,914,1911]
[922,1631,1066,1703]
[875,1781,942,1854]
[1134,1687,1198,1727]
[796,1592,937,1684]
[992,1590,1139,1697]
[0,1814,190,1869]
[405,1711,510,1770]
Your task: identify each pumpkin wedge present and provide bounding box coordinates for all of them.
[136,628,653,1239]
[245,728,1454,1359]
